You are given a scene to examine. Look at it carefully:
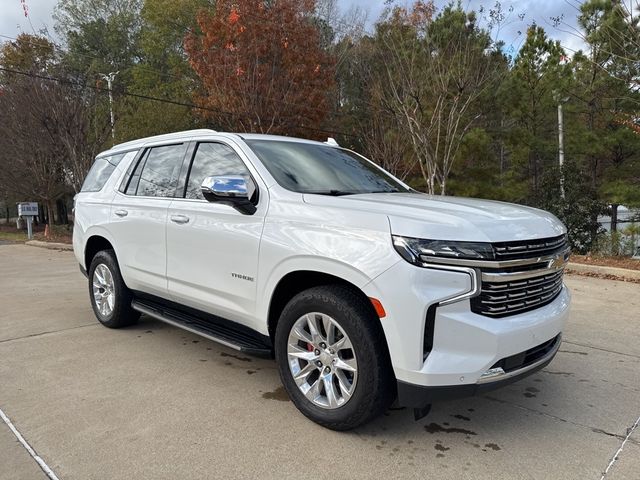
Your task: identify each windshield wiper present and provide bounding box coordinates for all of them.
[305,190,357,196]
[367,189,404,193]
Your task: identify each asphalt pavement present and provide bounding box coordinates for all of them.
[0,244,638,480]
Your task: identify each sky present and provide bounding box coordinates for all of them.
[0,0,587,56]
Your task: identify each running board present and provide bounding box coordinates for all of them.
[131,299,272,357]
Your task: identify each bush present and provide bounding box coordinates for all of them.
[537,164,606,254]
[592,223,640,256]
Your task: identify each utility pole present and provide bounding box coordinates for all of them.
[556,95,569,200]
[100,71,119,143]
[557,102,565,199]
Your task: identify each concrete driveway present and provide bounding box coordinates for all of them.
[0,244,638,480]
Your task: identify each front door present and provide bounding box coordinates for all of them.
[166,140,267,329]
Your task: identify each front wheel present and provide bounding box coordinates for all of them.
[275,285,395,430]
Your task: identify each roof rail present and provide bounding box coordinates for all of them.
[110,129,219,151]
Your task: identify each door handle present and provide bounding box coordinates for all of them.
[170,214,190,224]
[114,209,128,217]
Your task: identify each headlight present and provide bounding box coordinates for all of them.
[392,235,494,265]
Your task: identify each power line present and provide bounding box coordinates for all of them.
[0,32,352,121]
[1,2,524,124]
[0,65,358,139]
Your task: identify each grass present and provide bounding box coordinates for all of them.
[0,223,73,244]
[0,229,28,242]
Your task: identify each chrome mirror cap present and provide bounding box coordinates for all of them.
[201,176,249,199]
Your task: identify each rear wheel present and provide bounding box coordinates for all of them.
[88,250,139,328]
[275,285,395,430]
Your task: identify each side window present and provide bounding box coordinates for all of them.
[126,144,185,197]
[185,143,252,200]
[125,150,148,195]
[81,152,127,192]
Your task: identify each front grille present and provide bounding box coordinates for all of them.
[493,234,567,260]
[472,270,563,317]
[470,235,568,318]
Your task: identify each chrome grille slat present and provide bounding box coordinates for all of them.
[493,234,567,261]
[471,235,568,318]
[476,283,563,316]
[480,277,563,305]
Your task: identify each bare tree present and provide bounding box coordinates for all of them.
[0,76,67,223]
[373,3,499,194]
[47,85,112,192]
[0,73,111,226]
[359,85,416,180]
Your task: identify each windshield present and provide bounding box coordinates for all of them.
[245,139,409,195]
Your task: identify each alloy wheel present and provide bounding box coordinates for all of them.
[287,312,358,409]
[92,263,116,317]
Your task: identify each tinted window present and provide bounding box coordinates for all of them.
[125,150,148,195]
[245,140,408,195]
[127,144,185,197]
[185,143,251,200]
[81,153,126,192]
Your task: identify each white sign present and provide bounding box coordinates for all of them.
[18,202,38,217]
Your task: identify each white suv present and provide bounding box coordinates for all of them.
[73,129,571,430]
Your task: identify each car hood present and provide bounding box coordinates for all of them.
[302,192,565,242]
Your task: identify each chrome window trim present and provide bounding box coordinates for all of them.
[112,190,177,202]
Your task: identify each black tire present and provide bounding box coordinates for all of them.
[275,285,395,430]
[88,249,139,328]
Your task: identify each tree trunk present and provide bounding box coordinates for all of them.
[46,201,55,237]
[611,204,619,256]
[56,198,68,225]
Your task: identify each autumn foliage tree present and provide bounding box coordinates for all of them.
[185,0,335,136]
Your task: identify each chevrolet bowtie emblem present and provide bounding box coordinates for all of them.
[549,252,569,269]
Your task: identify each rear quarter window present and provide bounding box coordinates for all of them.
[81,152,130,192]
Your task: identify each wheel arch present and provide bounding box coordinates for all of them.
[266,269,383,343]
[84,234,115,270]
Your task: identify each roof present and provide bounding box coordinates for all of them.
[98,129,336,158]
[107,129,219,152]
[238,133,328,146]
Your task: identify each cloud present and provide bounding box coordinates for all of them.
[1,0,587,57]
[0,0,58,41]
[337,0,587,55]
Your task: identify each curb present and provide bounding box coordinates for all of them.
[25,240,73,251]
[567,262,640,281]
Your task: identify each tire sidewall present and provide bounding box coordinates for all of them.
[88,250,127,327]
[275,287,387,428]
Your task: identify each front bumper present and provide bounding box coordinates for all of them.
[362,260,570,402]
[396,333,561,407]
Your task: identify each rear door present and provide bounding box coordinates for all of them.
[109,142,188,297]
[166,140,267,328]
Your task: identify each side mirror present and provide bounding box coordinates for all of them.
[201,176,257,215]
